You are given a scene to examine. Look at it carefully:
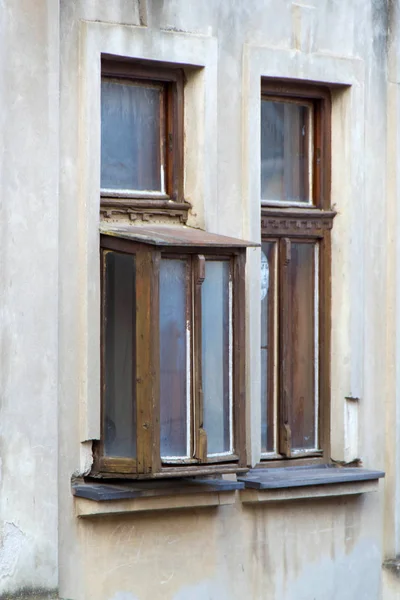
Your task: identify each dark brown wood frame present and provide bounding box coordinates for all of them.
[100,57,189,223]
[261,79,331,210]
[92,235,247,479]
[260,80,334,467]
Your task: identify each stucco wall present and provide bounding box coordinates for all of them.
[0,1,59,597]
[0,0,397,598]
[76,495,383,600]
[58,1,390,599]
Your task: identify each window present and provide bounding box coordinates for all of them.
[93,225,252,478]
[100,58,188,221]
[260,81,335,463]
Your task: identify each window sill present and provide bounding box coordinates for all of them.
[72,478,244,518]
[238,465,384,503]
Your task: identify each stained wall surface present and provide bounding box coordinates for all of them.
[1,0,399,599]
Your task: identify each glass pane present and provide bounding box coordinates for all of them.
[202,261,231,455]
[261,99,312,204]
[104,251,136,458]
[160,259,188,458]
[287,243,318,450]
[261,242,277,453]
[101,79,162,192]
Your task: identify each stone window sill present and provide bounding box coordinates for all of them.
[238,465,384,504]
[72,478,244,517]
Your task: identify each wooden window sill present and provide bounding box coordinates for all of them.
[72,478,244,517]
[238,466,384,504]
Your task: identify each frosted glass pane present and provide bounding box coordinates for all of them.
[202,261,231,455]
[101,80,162,192]
[160,259,188,458]
[261,100,311,203]
[104,252,136,458]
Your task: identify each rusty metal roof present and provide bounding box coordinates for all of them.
[99,223,259,248]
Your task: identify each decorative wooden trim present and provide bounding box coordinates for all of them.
[261,210,335,237]
[100,206,189,224]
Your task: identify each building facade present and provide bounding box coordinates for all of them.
[0,1,399,598]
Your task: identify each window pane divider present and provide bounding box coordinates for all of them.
[193,254,207,461]
[233,252,247,466]
[136,250,160,474]
[279,237,292,457]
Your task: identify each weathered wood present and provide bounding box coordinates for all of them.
[136,250,159,474]
[100,58,186,218]
[193,254,207,461]
[261,81,334,464]
[96,236,249,478]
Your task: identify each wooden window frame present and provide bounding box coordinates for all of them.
[261,80,331,210]
[260,80,335,467]
[92,234,247,479]
[100,57,189,222]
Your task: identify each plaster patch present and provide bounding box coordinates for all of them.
[0,523,25,580]
[79,440,94,476]
[72,441,94,477]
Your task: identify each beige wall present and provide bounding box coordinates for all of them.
[78,496,382,600]
[0,0,59,597]
[0,0,398,598]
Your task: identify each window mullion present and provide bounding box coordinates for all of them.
[279,237,292,457]
[136,249,160,474]
[160,86,167,195]
[233,252,247,466]
[193,254,207,461]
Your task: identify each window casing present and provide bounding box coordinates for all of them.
[93,226,250,478]
[260,81,335,464]
[100,58,188,222]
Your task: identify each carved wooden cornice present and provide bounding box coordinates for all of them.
[261,208,336,236]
